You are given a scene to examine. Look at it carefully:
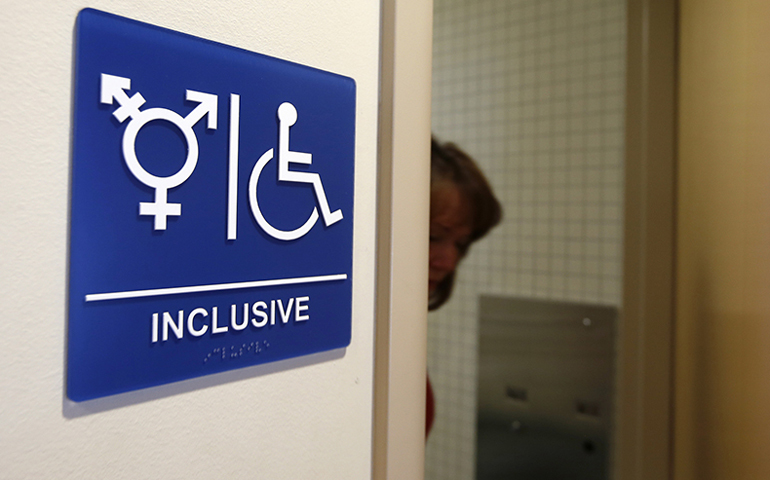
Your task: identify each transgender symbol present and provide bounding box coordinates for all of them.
[100,73,217,230]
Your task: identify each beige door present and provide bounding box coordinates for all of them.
[676,0,770,479]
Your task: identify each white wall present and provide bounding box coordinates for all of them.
[427,0,626,478]
[0,1,380,478]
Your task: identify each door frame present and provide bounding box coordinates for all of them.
[616,0,677,478]
[373,1,434,479]
[373,0,678,478]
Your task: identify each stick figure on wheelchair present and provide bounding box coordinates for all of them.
[249,102,343,241]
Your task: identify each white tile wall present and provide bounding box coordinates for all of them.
[426,0,626,478]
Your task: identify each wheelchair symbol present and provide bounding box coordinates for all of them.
[248,102,343,241]
[100,73,217,230]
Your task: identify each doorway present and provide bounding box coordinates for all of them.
[427,1,627,478]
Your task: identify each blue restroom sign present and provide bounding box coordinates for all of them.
[68,9,355,401]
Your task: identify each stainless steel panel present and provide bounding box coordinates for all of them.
[477,296,616,480]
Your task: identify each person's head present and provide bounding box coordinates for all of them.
[429,137,501,310]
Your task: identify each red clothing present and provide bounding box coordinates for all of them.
[426,375,435,437]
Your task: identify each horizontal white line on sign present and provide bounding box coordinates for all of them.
[85,273,348,302]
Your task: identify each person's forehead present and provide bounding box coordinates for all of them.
[431,185,472,232]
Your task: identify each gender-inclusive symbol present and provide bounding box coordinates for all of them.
[102,74,342,240]
[100,73,217,230]
[248,102,343,241]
